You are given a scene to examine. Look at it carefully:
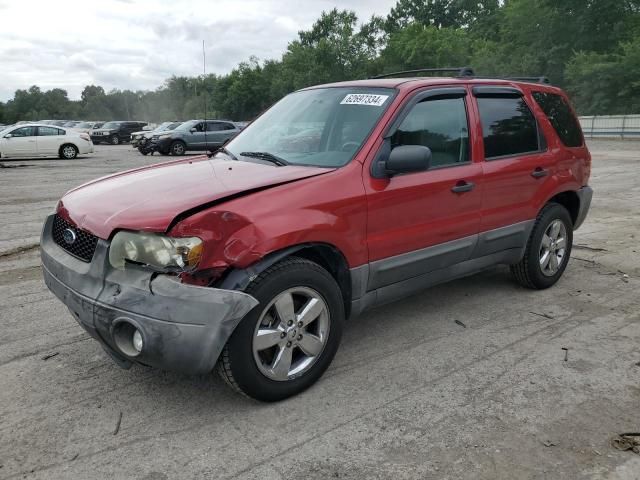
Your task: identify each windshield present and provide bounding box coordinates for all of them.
[176,120,199,131]
[101,122,120,129]
[154,122,180,132]
[224,87,396,167]
[75,122,92,128]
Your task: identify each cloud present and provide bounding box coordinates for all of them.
[0,0,397,101]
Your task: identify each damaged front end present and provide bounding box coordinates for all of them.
[41,214,258,374]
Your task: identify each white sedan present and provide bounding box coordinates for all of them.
[0,123,94,159]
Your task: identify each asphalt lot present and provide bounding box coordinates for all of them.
[0,141,639,479]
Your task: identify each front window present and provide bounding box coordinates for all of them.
[177,121,199,132]
[224,87,396,167]
[11,126,36,137]
[391,97,469,168]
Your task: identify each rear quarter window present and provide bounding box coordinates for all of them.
[532,92,583,147]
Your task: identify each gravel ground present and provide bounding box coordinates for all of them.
[0,141,639,479]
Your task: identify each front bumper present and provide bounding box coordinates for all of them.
[148,137,172,152]
[574,186,593,230]
[40,214,258,374]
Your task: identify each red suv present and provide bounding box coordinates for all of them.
[41,68,592,401]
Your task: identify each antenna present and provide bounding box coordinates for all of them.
[202,40,210,156]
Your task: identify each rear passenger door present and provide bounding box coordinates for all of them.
[472,87,553,243]
[364,89,483,290]
[37,126,65,155]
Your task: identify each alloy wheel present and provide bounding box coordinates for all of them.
[252,287,330,381]
[62,146,76,159]
[539,219,567,276]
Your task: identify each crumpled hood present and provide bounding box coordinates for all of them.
[58,156,334,239]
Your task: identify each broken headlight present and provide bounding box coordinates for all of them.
[109,231,203,272]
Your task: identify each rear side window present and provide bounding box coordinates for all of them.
[477,97,540,159]
[38,126,64,136]
[532,92,583,147]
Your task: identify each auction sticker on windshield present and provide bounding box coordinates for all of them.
[340,94,389,106]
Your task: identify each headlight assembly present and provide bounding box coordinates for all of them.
[109,231,203,272]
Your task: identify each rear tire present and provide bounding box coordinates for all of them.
[218,257,344,401]
[59,144,78,159]
[511,203,573,289]
[110,135,120,145]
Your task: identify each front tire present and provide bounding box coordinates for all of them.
[511,203,573,289]
[110,135,120,145]
[59,144,78,159]
[170,141,186,156]
[138,146,149,155]
[218,257,344,401]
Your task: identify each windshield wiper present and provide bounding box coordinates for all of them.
[240,151,289,166]
[209,145,238,160]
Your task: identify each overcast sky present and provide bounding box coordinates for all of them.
[0,0,397,101]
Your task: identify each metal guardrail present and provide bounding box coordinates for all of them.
[579,115,640,139]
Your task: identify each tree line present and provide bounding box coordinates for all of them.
[1,0,638,124]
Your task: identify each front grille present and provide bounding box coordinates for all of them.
[52,215,99,262]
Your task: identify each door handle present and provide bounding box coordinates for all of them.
[531,167,549,178]
[451,181,475,193]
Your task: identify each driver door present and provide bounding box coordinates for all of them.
[364,89,483,290]
[3,126,37,157]
[188,122,206,150]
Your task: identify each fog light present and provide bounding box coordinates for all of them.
[132,329,143,353]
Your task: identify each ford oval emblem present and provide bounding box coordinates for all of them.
[62,228,77,245]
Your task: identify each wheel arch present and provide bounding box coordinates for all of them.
[58,142,78,157]
[546,190,580,226]
[218,242,353,318]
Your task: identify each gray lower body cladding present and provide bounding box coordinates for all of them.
[574,186,593,230]
[349,220,535,316]
[40,214,258,375]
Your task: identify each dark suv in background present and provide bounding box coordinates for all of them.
[149,119,241,155]
[91,121,148,145]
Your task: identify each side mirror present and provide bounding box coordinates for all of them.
[385,145,432,176]
[189,128,197,133]
[4,134,12,139]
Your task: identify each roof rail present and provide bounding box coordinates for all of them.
[501,76,550,84]
[370,66,475,79]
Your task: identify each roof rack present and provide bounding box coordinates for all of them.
[370,67,475,79]
[369,67,551,85]
[500,76,550,84]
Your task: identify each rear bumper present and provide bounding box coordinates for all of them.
[79,142,94,154]
[40,214,258,375]
[574,186,593,230]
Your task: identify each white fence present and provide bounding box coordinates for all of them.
[579,115,640,139]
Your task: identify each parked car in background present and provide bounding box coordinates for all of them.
[72,122,104,134]
[149,119,241,155]
[63,121,82,128]
[91,121,148,145]
[0,123,93,159]
[131,121,182,149]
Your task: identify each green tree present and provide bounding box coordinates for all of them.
[566,37,640,114]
